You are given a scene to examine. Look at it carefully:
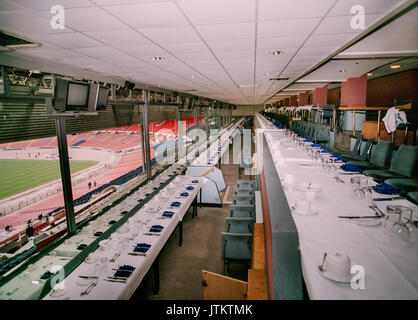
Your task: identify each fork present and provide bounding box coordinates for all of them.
[370,202,386,217]
[80,282,97,296]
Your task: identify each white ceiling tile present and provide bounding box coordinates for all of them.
[25,49,86,60]
[314,14,384,34]
[119,43,168,58]
[303,33,354,47]
[73,46,126,58]
[105,2,188,28]
[11,0,95,10]
[85,29,151,46]
[258,18,321,38]
[196,22,255,41]
[257,36,307,50]
[36,33,103,48]
[328,0,405,16]
[159,42,209,54]
[94,0,168,5]
[138,26,201,43]
[177,0,255,25]
[258,0,335,21]
[297,46,338,56]
[0,12,71,36]
[0,1,25,11]
[207,39,255,53]
[58,57,106,68]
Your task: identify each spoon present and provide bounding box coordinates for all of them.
[318,253,327,273]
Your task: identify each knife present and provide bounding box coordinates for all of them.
[338,215,384,219]
[372,197,405,201]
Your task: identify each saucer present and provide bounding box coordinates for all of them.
[50,287,68,297]
[318,267,352,283]
[347,218,383,226]
[292,207,318,216]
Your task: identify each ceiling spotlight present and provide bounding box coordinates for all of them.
[390,64,402,69]
[191,75,197,79]
[367,73,373,77]
[339,69,347,73]
[151,56,165,61]
[270,50,284,56]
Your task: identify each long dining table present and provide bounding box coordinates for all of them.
[258,113,418,299]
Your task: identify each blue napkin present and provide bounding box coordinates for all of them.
[303,138,312,142]
[134,243,151,253]
[170,201,181,207]
[186,186,194,191]
[311,143,321,148]
[149,224,164,233]
[180,192,189,197]
[320,148,330,153]
[114,265,135,278]
[163,211,174,218]
[372,182,403,195]
[40,271,53,279]
[192,180,199,184]
[331,155,346,162]
[340,163,364,173]
[93,231,103,237]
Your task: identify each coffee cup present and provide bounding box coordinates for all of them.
[294,199,311,213]
[322,252,351,280]
[304,190,319,201]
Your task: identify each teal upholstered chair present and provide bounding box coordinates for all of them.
[333,134,363,157]
[225,217,254,234]
[342,137,375,161]
[221,232,252,275]
[384,178,418,193]
[407,191,418,205]
[364,145,418,182]
[236,180,256,190]
[315,125,330,145]
[232,195,255,206]
[230,205,256,220]
[234,188,255,196]
[347,141,394,170]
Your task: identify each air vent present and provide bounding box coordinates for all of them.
[269,77,289,81]
[0,30,40,49]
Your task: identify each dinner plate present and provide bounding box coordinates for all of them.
[292,208,318,216]
[85,253,99,264]
[318,268,351,283]
[76,277,95,286]
[347,218,383,226]
[117,226,129,234]
[50,287,68,297]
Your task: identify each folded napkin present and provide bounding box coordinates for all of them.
[114,265,135,278]
[303,138,312,142]
[311,143,321,148]
[108,220,116,225]
[170,201,181,207]
[40,271,54,280]
[93,231,103,237]
[320,148,330,153]
[192,180,199,184]
[149,225,164,233]
[186,186,194,191]
[120,210,128,215]
[340,163,364,173]
[331,154,346,162]
[162,211,174,218]
[77,244,88,250]
[180,192,189,197]
[134,243,151,253]
[372,182,403,195]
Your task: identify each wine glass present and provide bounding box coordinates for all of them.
[392,208,411,244]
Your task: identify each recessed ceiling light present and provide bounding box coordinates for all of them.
[151,56,165,61]
[367,73,373,77]
[339,69,347,73]
[191,75,197,79]
[390,64,402,69]
[270,50,284,56]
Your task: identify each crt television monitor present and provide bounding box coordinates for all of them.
[96,86,109,110]
[66,82,90,110]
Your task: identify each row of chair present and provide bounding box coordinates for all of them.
[221,180,256,275]
[291,120,330,146]
[332,134,418,193]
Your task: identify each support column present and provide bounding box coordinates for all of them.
[142,90,152,180]
[177,107,185,162]
[55,118,76,235]
[140,124,146,172]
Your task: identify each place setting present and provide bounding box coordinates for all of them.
[317,252,354,284]
[339,206,384,226]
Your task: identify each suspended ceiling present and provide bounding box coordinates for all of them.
[0,0,416,105]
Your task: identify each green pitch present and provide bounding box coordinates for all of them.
[0,159,98,200]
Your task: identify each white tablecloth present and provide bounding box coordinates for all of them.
[264,132,418,300]
[44,175,205,300]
